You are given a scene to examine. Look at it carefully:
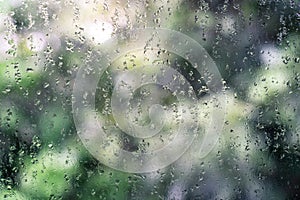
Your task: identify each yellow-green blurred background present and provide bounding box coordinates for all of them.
[0,0,300,199]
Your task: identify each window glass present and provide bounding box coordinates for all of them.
[0,0,299,199]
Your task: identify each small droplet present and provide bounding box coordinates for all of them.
[44,82,49,88]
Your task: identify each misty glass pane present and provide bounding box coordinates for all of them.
[0,0,299,199]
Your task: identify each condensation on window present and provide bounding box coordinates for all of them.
[0,0,299,199]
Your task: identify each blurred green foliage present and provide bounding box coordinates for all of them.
[0,0,299,199]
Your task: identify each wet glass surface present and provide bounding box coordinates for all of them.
[0,0,299,199]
